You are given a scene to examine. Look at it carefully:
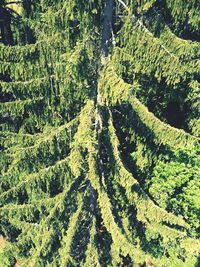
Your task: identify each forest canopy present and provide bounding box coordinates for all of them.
[0,0,200,266]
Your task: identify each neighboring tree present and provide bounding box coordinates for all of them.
[0,0,199,266]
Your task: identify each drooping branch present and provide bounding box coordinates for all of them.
[116,0,129,12]
[116,0,179,60]
[3,1,22,5]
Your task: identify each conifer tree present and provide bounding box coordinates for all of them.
[0,0,200,266]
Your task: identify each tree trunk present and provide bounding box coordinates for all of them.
[101,0,114,59]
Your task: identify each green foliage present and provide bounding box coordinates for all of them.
[83,219,101,267]
[187,81,200,136]
[148,147,200,231]
[166,0,200,33]
[0,239,15,267]
[0,0,200,266]
[0,248,15,267]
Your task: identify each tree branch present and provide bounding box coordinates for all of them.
[116,0,129,12]
[115,0,178,60]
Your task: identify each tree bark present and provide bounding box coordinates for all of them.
[101,0,114,59]
[94,0,114,191]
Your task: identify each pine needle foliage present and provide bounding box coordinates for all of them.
[0,0,200,266]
